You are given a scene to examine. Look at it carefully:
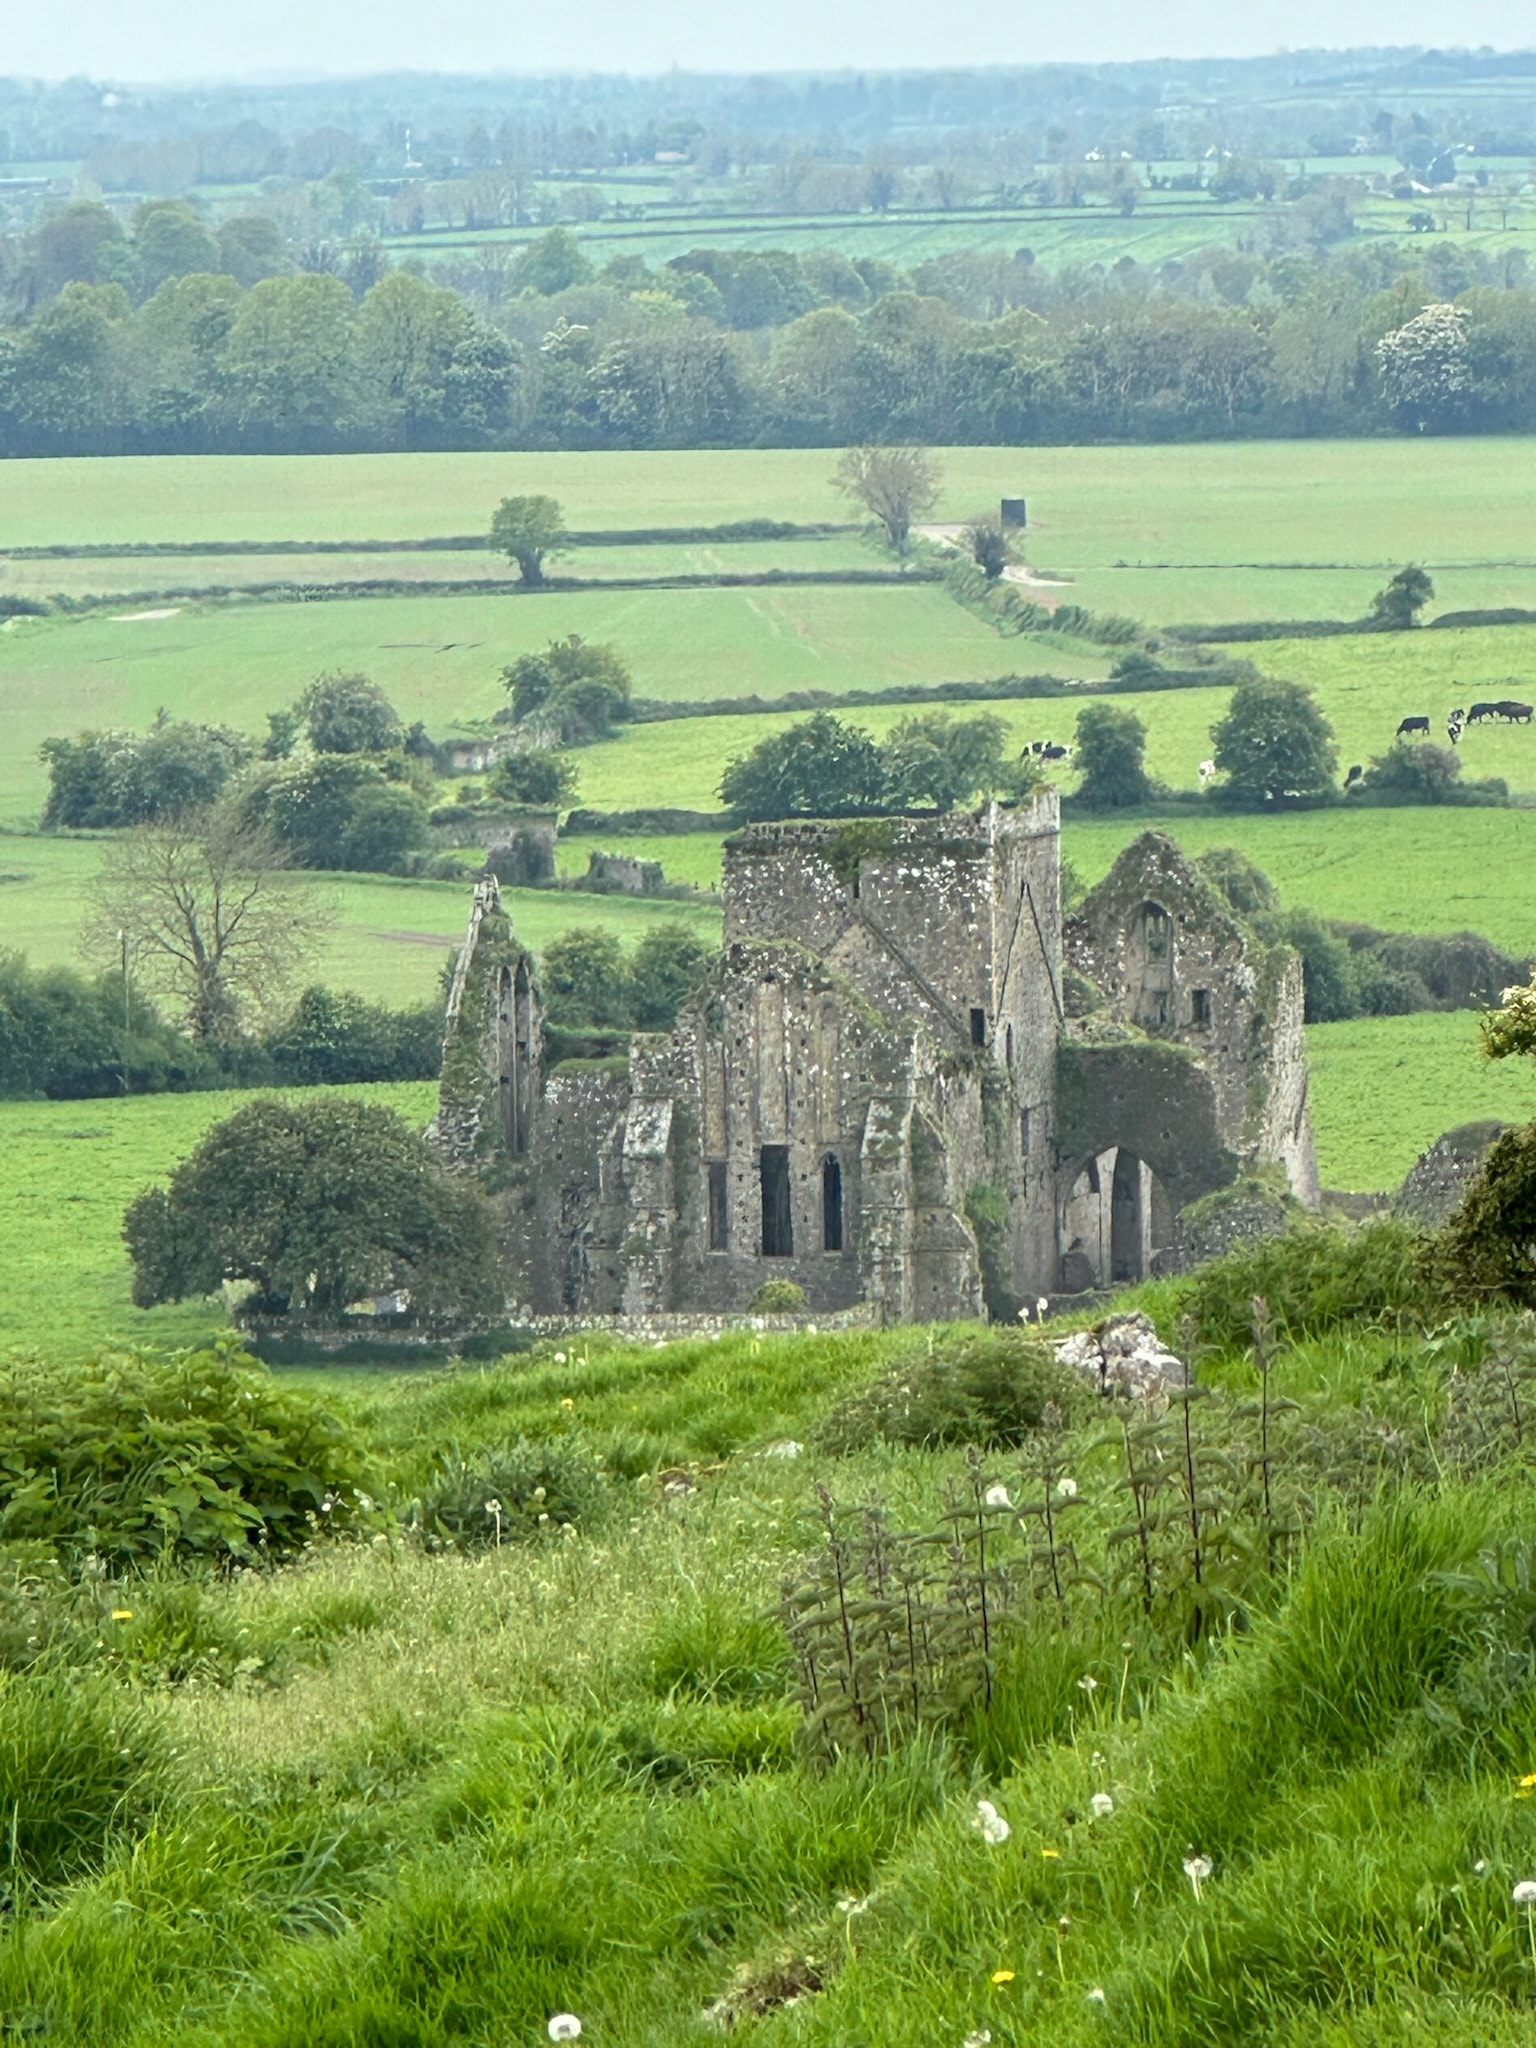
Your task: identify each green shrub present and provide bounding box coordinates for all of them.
[747,1279,807,1313]
[818,1326,1089,1452]
[0,1347,377,1569]
[406,1439,610,1551]
[0,1670,167,1886]
[1441,1123,1536,1308]
[1175,1217,1449,1355]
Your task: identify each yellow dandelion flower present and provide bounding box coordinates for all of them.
[560,1397,576,1410]
[110,1609,133,1621]
[1041,1847,1061,1859]
[990,1969,1016,1985]
[1519,1773,1536,1789]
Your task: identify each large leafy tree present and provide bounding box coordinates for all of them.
[1369,565,1435,629]
[880,713,1027,811]
[501,635,631,744]
[1210,677,1338,805]
[490,494,568,585]
[720,712,889,820]
[296,673,403,755]
[124,1098,500,1317]
[1073,704,1152,810]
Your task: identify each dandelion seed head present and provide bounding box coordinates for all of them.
[1087,1986,1107,2005]
[836,1892,871,1916]
[1091,1792,1115,1819]
[548,2017,582,2042]
[973,1799,1010,1845]
[984,1484,1012,1509]
[553,1351,567,1365]
[1056,1475,1079,1499]
[1077,1673,1098,1693]
[1514,1879,1536,1906]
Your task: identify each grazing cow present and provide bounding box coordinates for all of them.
[1028,740,1053,756]
[1040,743,1071,762]
[1344,763,1363,789]
[1497,699,1534,724]
[1396,716,1430,737]
[1468,702,1501,723]
[1447,714,1465,746]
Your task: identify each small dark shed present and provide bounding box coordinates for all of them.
[1000,497,1027,529]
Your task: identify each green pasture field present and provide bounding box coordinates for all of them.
[0,584,1076,823]
[0,534,886,602]
[1065,806,1536,956]
[0,836,720,1004]
[568,628,1536,815]
[1307,1008,1536,1192]
[5,441,1535,568]
[0,1081,436,1360]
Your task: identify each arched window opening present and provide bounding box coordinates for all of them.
[822,1154,844,1252]
[760,1146,793,1257]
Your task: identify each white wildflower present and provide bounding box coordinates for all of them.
[1056,1476,1079,1500]
[1514,1879,1536,1905]
[1086,1985,1107,2004]
[1090,1792,1114,1819]
[983,1484,1012,1509]
[548,2018,582,2043]
[835,1892,871,1916]
[1077,1673,1098,1694]
[973,1799,1010,1845]
[1183,1854,1213,1899]
[963,2032,992,2048]
[553,1350,567,1364]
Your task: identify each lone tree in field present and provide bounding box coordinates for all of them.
[1210,676,1338,806]
[831,444,940,552]
[124,1097,500,1318]
[1369,565,1435,630]
[501,635,632,745]
[1073,704,1152,809]
[490,494,568,586]
[90,809,325,1043]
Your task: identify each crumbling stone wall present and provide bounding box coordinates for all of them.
[433,807,1318,1323]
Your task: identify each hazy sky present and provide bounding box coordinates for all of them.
[6,1,1533,84]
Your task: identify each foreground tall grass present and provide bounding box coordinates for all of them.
[5,1289,1536,2045]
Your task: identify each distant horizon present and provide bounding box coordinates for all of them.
[4,3,1535,91]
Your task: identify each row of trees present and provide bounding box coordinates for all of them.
[4,217,1536,451]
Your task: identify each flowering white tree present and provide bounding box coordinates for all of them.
[1375,302,1472,431]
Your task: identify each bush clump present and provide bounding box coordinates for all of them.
[1441,1123,1536,1308]
[818,1327,1089,1452]
[747,1279,808,1313]
[0,1348,377,1569]
[1174,1217,1449,1355]
[406,1439,610,1551]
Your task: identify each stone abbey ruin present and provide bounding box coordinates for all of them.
[432,796,1317,1322]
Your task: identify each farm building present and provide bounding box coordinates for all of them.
[432,800,1316,1319]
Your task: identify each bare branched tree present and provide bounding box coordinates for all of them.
[88,809,329,1042]
[831,443,941,553]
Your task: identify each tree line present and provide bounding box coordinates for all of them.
[4,210,1536,453]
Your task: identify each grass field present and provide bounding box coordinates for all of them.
[6,441,1536,567]
[0,1081,436,1359]
[0,587,1098,824]
[0,837,721,1004]
[1307,1009,1536,1191]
